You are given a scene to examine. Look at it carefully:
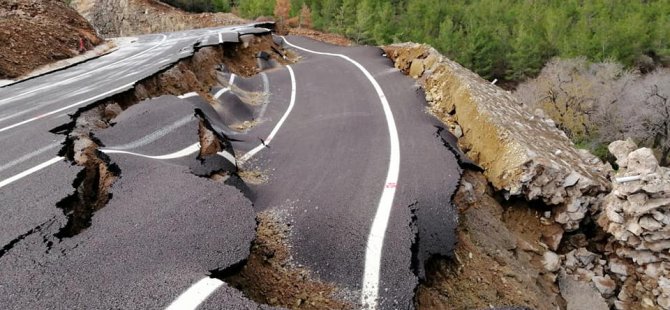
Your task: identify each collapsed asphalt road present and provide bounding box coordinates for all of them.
[0,27,462,309]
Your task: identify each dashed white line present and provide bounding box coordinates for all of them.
[282,36,401,309]
[0,156,64,189]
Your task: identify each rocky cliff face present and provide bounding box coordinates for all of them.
[70,0,246,37]
[383,43,611,232]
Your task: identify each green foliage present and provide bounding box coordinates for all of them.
[236,0,274,18]
[291,0,670,83]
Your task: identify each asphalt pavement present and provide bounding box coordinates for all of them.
[0,28,461,310]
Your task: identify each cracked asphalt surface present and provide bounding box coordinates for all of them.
[0,27,461,309]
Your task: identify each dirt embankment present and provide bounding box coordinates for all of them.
[0,0,103,79]
[70,0,247,37]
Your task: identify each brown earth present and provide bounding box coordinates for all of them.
[416,170,565,310]
[71,0,248,37]
[0,0,102,79]
[223,211,355,309]
[288,28,352,47]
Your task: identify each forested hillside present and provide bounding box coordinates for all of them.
[171,0,670,83]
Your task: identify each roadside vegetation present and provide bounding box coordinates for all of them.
[158,0,670,164]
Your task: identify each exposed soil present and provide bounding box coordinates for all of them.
[416,170,565,310]
[288,28,352,47]
[49,34,284,239]
[71,0,248,37]
[0,0,102,79]
[221,211,354,309]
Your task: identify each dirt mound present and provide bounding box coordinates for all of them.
[71,0,248,37]
[0,0,102,79]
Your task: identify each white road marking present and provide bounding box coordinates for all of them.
[0,142,61,173]
[109,115,194,150]
[178,92,199,99]
[164,66,295,310]
[0,156,64,189]
[238,65,296,164]
[218,32,223,44]
[100,143,200,160]
[164,278,224,310]
[101,143,236,164]
[0,83,134,133]
[213,88,230,99]
[228,74,236,86]
[0,34,168,107]
[282,37,401,309]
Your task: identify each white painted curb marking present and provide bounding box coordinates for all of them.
[282,37,401,309]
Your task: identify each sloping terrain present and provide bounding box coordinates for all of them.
[71,0,247,37]
[0,0,102,79]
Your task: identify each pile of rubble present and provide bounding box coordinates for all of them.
[600,139,670,309]
[541,139,670,309]
[383,43,611,232]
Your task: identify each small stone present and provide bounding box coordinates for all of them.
[640,216,663,231]
[575,248,598,266]
[627,148,659,175]
[450,124,463,138]
[627,222,643,236]
[659,296,670,310]
[543,251,561,272]
[592,275,616,297]
[608,139,637,168]
[609,259,629,276]
[563,171,581,187]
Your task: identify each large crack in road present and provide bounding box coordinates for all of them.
[0,27,468,310]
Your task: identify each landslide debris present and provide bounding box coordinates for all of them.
[0,0,103,79]
[384,43,611,232]
[70,0,247,37]
[220,211,355,310]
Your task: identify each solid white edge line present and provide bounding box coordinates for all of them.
[0,156,64,189]
[282,36,401,310]
[164,65,295,310]
[164,277,224,310]
[218,32,223,44]
[0,34,168,106]
[228,74,236,86]
[238,65,296,164]
[0,82,135,133]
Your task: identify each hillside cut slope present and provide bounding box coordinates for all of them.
[0,0,102,79]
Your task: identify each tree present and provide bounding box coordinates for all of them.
[299,3,312,28]
[274,0,291,33]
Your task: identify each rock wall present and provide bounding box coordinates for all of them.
[383,43,611,231]
[597,140,670,309]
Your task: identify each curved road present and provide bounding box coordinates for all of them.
[0,28,461,309]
